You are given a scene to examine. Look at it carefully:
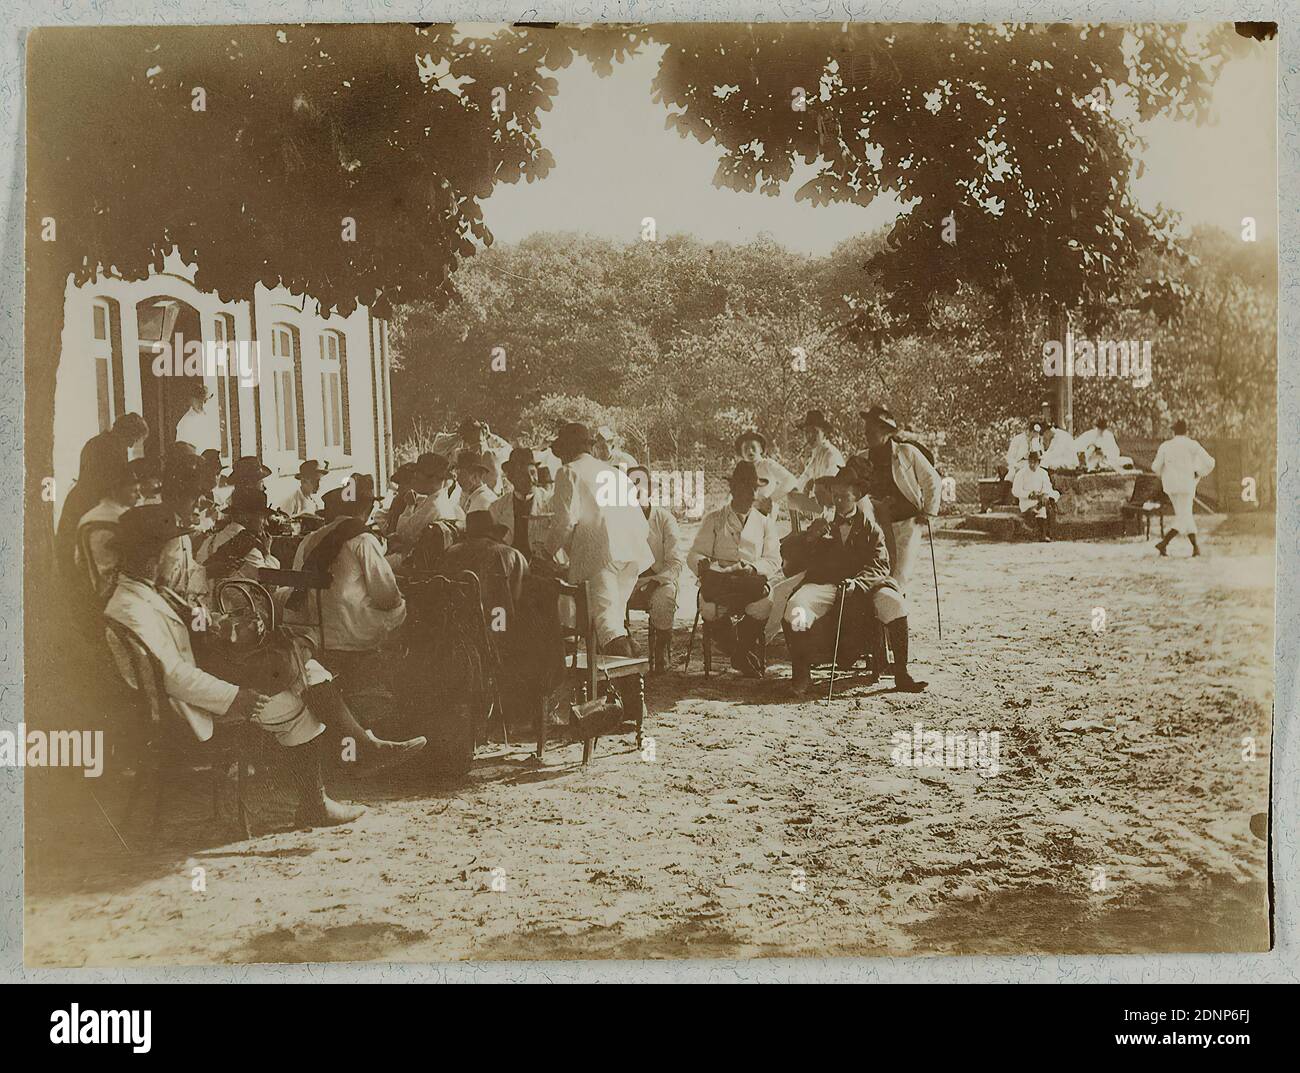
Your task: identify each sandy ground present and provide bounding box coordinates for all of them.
[25,521,1274,965]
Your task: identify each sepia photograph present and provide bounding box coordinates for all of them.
[17,17,1279,969]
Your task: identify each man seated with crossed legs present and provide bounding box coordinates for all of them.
[782,461,927,696]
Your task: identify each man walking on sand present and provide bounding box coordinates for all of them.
[1152,419,1215,558]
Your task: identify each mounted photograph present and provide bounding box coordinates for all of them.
[21,20,1277,965]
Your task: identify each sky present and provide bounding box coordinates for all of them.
[480,36,1277,255]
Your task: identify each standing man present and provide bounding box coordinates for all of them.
[278,460,330,517]
[594,426,638,471]
[545,422,652,657]
[858,406,942,590]
[431,418,511,491]
[490,447,554,559]
[174,380,219,454]
[1153,419,1215,557]
[627,465,686,671]
[388,452,460,563]
[455,450,499,516]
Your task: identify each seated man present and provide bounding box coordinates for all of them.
[455,450,499,516]
[373,462,415,537]
[489,447,554,560]
[200,485,281,582]
[1074,416,1132,472]
[1039,422,1077,471]
[104,505,423,827]
[626,465,685,670]
[736,430,797,516]
[290,475,407,676]
[1011,450,1060,541]
[277,459,330,517]
[157,461,211,600]
[782,462,927,695]
[441,510,529,627]
[687,461,780,677]
[387,452,460,565]
[75,457,142,601]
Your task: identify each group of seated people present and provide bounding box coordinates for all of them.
[57,403,945,827]
[999,413,1135,540]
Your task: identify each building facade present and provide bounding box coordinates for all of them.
[54,252,395,520]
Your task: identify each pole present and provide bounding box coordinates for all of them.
[827,582,847,704]
[926,518,943,640]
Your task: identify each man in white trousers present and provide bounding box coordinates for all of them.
[1152,419,1215,557]
[545,422,653,656]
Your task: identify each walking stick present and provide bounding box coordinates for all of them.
[926,518,943,640]
[827,581,848,705]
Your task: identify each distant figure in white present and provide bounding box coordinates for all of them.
[1152,419,1215,557]
[1074,416,1132,472]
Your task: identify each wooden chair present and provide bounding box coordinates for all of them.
[546,579,648,764]
[684,590,768,676]
[625,585,670,674]
[103,617,258,846]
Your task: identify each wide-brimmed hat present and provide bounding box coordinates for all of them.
[827,460,871,492]
[550,422,595,454]
[859,405,900,432]
[463,510,510,542]
[727,461,769,489]
[322,474,378,515]
[505,446,538,469]
[410,452,450,481]
[458,417,486,438]
[228,485,276,516]
[795,409,833,434]
[230,456,272,485]
[296,459,330,479]
[113,504,191,553]
[735,430,768,454]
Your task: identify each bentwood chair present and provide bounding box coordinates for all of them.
[103,617,258,846]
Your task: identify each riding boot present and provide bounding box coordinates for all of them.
[732,616,765,678]
[1156,529,1177,556]
[287,736,366,828]
[886,617,927,692]
[707,615,737,658]
[1188,533,1200,557]
[304,679,426,778]
[651,629,672,674]
[866,616,887,680]
[783,623,815,695]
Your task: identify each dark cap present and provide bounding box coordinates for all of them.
[230,456,272,485]
[735,430,768,454]
[550,422,595,454]
[795,409,833,434]
[505,446,538,468]
[455,449,492,474]
[827,460,870,492]
[464,510,510,542]
[323,474,378,516]
[229,485,276,516]
[727,460,769,489]
[297,459,330,479]
[411,452,450,480]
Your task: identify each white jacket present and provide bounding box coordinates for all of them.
[688,505,782,581]
[489,486,555,551]
[1153,435,1215,496]
[887,440,943,516]
[546,453,652,581]
[105,576,240,742]
[645,506,686,584]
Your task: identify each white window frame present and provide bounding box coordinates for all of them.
[269,323,300,468]
[90,298,115,433]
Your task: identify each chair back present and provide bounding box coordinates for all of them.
[103,616,170,730]
[555,578,598,699]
